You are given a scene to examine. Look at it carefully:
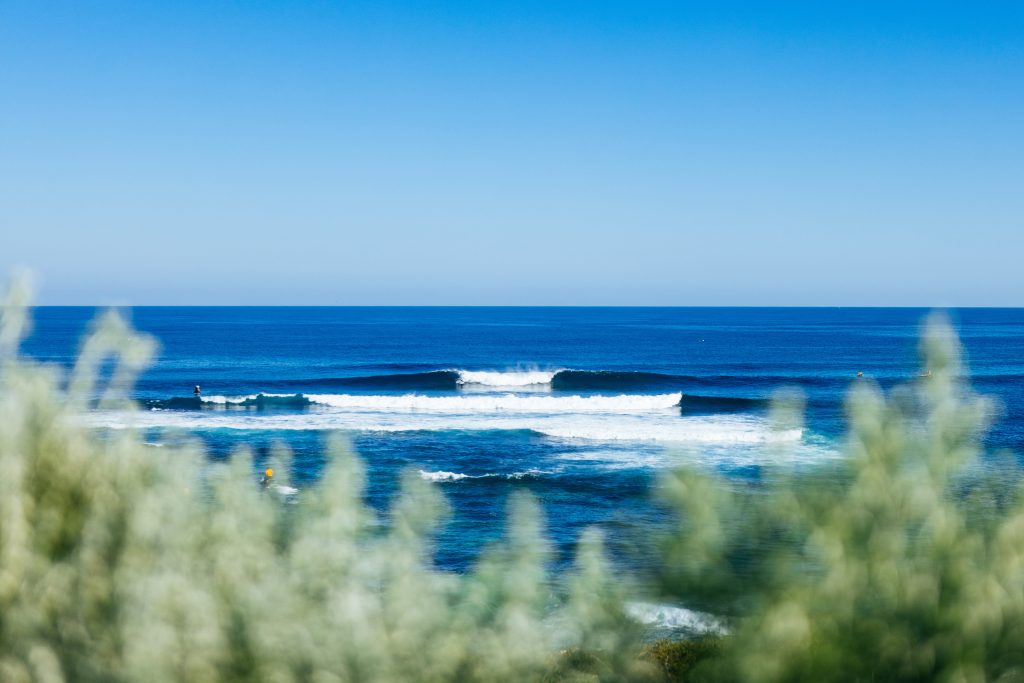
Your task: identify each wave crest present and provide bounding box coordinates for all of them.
[626,602,728,634]
[455,370,559,387]
[304,393,683,413]
[145,394,312,410]
[418,468,550,482]
[418,470,470,482]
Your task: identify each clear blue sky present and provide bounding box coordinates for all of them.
[1,1,1021,305]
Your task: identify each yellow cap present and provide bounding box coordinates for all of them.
[265,468,273,478]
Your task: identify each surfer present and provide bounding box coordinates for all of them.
[193,385,201,397]
[260,468,273,489]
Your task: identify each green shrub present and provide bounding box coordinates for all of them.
[640,638,721,681]
[658,314,1024,682]
[0,280,643,682]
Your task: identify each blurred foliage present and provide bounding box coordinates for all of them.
[658,315,1024,682]
[640,639,721,681]
[2,276,1023,682]
[0,278,649,682]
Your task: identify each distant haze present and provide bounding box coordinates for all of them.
[1,1,1021,305]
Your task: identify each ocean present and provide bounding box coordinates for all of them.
[21,307,1024,575]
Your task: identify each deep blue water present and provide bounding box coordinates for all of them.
[20,307,1024,574]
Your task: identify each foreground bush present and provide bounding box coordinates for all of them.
[640,639,721,681]
[658,316,1024,682]
[0,284,649,682]
[3,279,1024,682]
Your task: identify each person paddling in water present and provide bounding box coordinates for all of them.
[260,468,273,489]
[193,385,201,398]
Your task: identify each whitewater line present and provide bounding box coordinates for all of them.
[197,392,684,413]
[454,369,560,387]
[304,392,683,412]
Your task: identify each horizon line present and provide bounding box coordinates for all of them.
[26,304,1024,310]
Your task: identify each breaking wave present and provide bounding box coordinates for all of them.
[418,468,550,482]
[259,368,839,393]
[145,390,767,417]
[302,392,683,413]
[626,602,728,635]
[145,392,684,414]
[203,394,312,408]
[303,369,559,390]
[144,394,312,410]
[418,470,469,482]
[455,369,559,387]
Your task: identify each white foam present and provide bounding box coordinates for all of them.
[304,392,682,413]
[200,394,288,405]
[201,394,254,405]
[418,470,470,482]
[455,369,558,387]
[626,602,728,634]
[418,468,551,482]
